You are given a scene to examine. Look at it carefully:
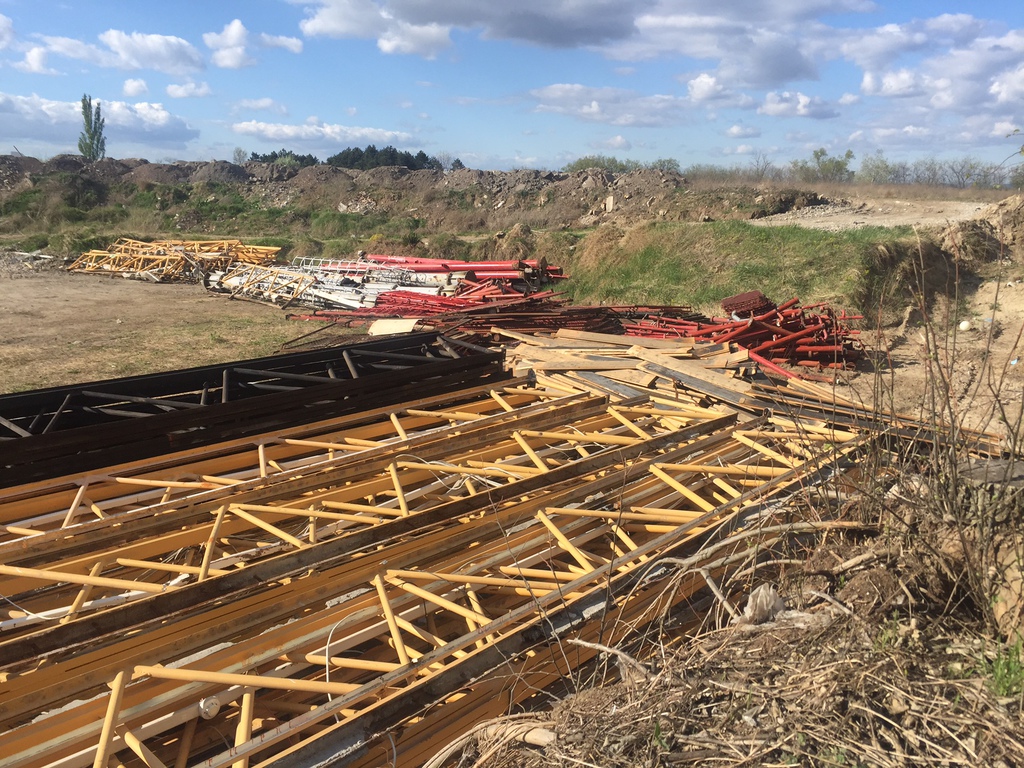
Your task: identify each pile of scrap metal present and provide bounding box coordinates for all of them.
[67,238,280,282]
[625,290,865,371]
[0,334,1003,768]
[498,326,1002,454]
[0,332,498,485]
[205,254,566,311]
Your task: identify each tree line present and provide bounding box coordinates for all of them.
[568,148,1024,189]
[241,145,465,172]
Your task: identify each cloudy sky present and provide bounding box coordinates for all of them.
[0,1,1022,171]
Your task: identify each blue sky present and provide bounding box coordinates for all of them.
[0,1,1022,171]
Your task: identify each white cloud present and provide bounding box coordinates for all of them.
[838,92,860,106]
[377,21,450,56]
[861,68,923,97]
[123,78,149,97]
[0,91,197,148]
[530,84,686,127]
[99,30,204,74]
[14,47,60,75]
[232,117,412,146]
[758,91,838,119]
[167,81,212,98]
[296,0,641,50]
[298,0,388,38]
[235,97,287,114]
[687,74,726,102]
[259,33,303,53]
[296,0,451,57]
[204,19,254,68]
[991,120,1021,138]
[991,64,1024,104]
[40,30,203,75]
[593,134,632,150]
[727,124,760,138]
[0,14,13,50]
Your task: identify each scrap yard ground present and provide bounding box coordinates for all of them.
[3,169,1024,768]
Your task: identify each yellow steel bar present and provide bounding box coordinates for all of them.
[293,655,401,673]
[321,500,403,516]
[258,444,269,479]
[174,718,199,768]
[628,506,711,520]
[394,461,528,480]
[711,477,743,500]
[373,573,411,666]
[519,429,640,446]
[656,462,787,479]
[466,587,494,648]
[343,437,383,448]
[535,511,597,572]
[404,408,486,422]
[385,576,491,626]
[511,432,549,472]
[498,565,579,582]
[489,390,515,412]
[609,524,648,563]
[649,465,717,513]
[112,477,218,490]
[389,413,408,440]
[387,464,410,516]
[393,616,467,659]
[117,724,170,768]
[115,558,231,578]
[134,665,360,695]
[92,669,127,768]
[280,438,363,452]
[386,569,566,592]
[733,431,798,468]
[198,505,227,582]
[61,560,107,624]
[541,506,698,525]
[462,459,545,476]
[227,507,307,550]
[62,482,89,528]
[619,404,722,419]
[0,563,168,594]
[233,688,255,768]
[606,406,651,439]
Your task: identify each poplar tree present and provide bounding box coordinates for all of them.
[78,94,106,162]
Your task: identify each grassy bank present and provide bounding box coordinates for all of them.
[544,220,935,318]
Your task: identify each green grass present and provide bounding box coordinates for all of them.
[558,220,921,315]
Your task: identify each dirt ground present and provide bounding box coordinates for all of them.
[752,196,990,231]
[0,259,296,392]
[769,195,1024,438]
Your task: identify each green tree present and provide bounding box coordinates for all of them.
[78,94,106,163]
[562,155,641,174]
[646,158,681,173]
[791,147,855,183]
[1010,164,1024,190]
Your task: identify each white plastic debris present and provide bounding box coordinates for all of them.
[740,584,787,624]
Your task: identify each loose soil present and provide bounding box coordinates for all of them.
[0,259,296,392]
